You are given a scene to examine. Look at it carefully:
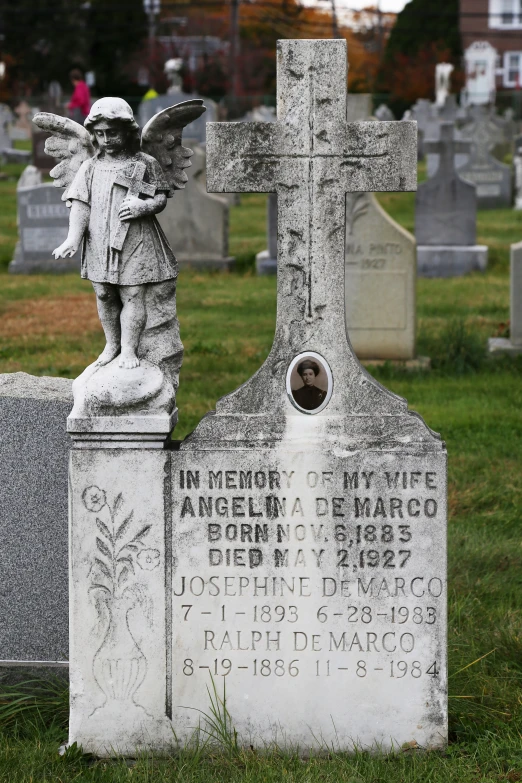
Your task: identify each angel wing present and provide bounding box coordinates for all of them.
[32,113,94,199]
[141,99,206,196]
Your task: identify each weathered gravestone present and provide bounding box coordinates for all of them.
[416,123,488,277]
[66,39,447,756]
[0,104,13,154]
[138,93,217,144]
[458,112,512,209]
[158,144,234,270]
[345,193,416,359]
[9,183,80,274]
[0,373,72,670]
[488,241,522,356]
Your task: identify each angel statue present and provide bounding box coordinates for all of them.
[33,97,204,426]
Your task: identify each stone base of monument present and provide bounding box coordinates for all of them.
[176,255,235,271]
[67,358,178,448]
[256,249,277,275]
[487,337,522,356]
[417,245,488,278]
[68,449,177,756]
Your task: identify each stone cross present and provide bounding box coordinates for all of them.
[207,39,416,366]
[112,161,155,251]
[424,122,471,176]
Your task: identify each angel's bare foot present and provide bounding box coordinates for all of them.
[96,344,121,366]
[118,352,140,369]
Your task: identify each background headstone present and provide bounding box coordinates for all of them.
[416,122,488,277]
[0,103,14,154]
[375,103,395,121]
[138,93,217,144]
[346,93,372,123]
[345,193,416,360]
[157,144,234,270]
[255,193,278,275]
[488,242,522,355]
[0,373,72,669]
[458,110,512,208]
[9,183,81,274]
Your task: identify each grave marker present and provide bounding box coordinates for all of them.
[345,192,416,359]
[416,123,488,277]
[488,241,522,355]
[157,144,235,270]
[9,183,80,273]
[458,113,512,209]
[0,374,72,671]
[68,39,447,756]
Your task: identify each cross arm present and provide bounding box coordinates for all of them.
[206,122,286,193]
[337,120,417,193]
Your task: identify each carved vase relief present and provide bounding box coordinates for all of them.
[82,486,159,714]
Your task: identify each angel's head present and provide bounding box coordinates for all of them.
[85,98,141,157]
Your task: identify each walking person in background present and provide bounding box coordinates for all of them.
[68,68,91,124]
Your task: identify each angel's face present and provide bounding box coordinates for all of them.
[92,120,127,155]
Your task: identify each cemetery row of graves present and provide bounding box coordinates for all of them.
[0,47,521,779]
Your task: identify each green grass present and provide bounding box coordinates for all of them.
[0,161,521,781]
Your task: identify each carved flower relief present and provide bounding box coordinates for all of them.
[137,549,161,571]
[82,485,107,513]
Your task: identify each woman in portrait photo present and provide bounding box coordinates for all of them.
[291,359,327,411]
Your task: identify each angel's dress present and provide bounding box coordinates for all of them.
[67,151,177,286]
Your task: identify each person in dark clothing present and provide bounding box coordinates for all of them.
[292,360,327,411]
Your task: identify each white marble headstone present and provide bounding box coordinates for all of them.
[68,39,447,757]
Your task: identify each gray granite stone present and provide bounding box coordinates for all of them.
[374,103,395,121]
[416,123,477,247]
[417,245,488,277]
[9,184,80,274]
[458,110,513,208]
[256,193,277,275]
[157,144,234,270]
[137,91,217,143]
[0,373,72,666]
[488,240,522,354]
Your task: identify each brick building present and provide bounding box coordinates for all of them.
[460,0,522,102]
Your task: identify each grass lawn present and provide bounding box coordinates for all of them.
[0,160,521,782]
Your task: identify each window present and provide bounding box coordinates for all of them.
[503,52,522,86]
[490,0,522,27]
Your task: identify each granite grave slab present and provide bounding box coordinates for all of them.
[458,112,512,209]
[416,123,488,277]
[158,144,234,270]
[0,373,73,670]
[9,183,81,274]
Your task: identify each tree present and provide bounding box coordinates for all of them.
[0,0,148,100]
[385,0,461,62]
[381,0,462,111]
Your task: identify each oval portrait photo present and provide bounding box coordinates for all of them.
[286,352,333,415]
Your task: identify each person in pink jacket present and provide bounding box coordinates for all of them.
[68,68,91,123]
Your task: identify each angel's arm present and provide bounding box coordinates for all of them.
[53,200,90,259]
[118,192,167,221]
